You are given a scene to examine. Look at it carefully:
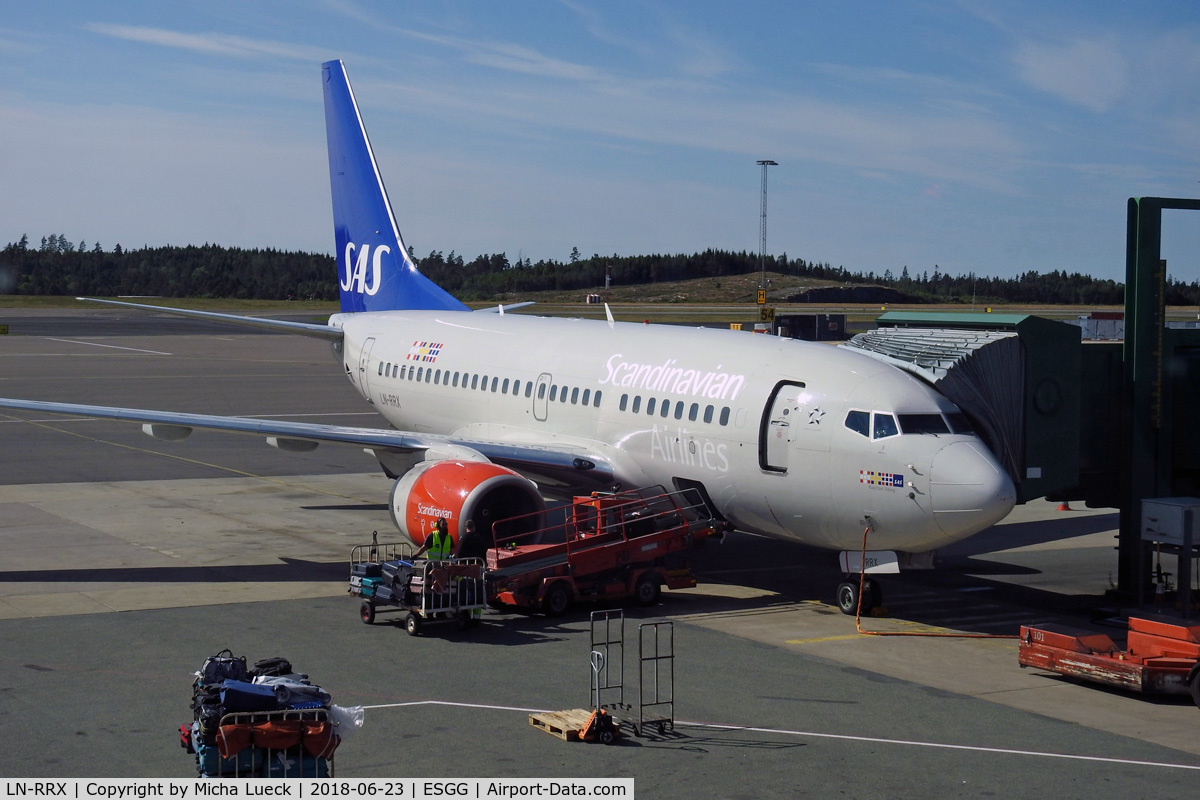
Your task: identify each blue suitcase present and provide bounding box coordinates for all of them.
[220,680,280,712]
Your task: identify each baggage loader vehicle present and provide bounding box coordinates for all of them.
[486,486,718,615]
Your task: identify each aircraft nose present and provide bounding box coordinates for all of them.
[928,440,1016,537]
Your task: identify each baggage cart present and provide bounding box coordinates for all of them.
[349,540,486,635]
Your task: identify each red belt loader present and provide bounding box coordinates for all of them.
[485,485,718,615]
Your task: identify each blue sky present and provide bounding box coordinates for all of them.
[1,1,1198,283]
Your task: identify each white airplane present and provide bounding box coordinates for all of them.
[0,60,1015,613]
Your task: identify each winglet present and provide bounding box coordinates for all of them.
[322,60,468,314]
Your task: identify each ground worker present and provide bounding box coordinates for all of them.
[413,517,454,560]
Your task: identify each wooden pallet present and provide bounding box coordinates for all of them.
[528,709,595,742]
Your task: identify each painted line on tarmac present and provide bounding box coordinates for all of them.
[361,699,1200,772]
[43,337,172,355]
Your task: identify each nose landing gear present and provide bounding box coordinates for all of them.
[836,577,883,616]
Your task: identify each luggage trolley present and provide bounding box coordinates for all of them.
[208,708,338,778]
[634,621,675,736]
[349,537,486,635]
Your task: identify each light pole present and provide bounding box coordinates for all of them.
[757,160,777,293]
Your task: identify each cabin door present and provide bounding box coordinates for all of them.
[533,372,552,421]
[760,381,804,472]
[357,337,377,404]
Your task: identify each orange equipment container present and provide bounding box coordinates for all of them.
[1018,618,1200,707]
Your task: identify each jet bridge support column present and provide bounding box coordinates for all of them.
[1120,197,1200,595]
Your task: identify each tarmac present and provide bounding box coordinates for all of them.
[1,307,1198,797]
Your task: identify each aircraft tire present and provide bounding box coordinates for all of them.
[865,579,883,610]
[836,581,861,615]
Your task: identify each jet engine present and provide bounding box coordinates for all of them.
[388,460,545,549]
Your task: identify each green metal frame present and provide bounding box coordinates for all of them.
[1118,197,1200,593]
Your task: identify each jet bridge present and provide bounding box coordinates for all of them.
[844,312,1082,504]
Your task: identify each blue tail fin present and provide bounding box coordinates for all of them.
[322,60,468,313]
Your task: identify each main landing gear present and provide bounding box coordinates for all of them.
[836,576,882,616]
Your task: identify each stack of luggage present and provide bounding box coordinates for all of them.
[180,650,339,777]
[360,559,419,605]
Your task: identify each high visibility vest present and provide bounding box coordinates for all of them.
[427,530,453,559]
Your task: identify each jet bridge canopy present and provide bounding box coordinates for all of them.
[844,312,1081,503]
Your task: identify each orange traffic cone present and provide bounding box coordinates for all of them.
[1056,500,1072,511]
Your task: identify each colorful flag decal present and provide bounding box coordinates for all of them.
[406,340,443,363]
[860,470,904,488]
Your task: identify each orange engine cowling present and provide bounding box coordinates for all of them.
[388,460,544,549]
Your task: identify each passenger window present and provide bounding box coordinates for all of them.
[873,413,899,439]
[660,399,669,418]
[560,386,568,403]
[844,410,869,437]
[480,375,489,391]
[593,390,602,407]
[582,389,591,405]
[550,385,558,401]
[619,393,628,412]
[646,398,656,415]
[571,387,579,404]
[377,362,384,376]
[416,367,424,382]
[426,369,433,383]
[471,375,478,390]
[401,365,407,379]
[452,372,459,387]
[719,407,730,426]
[704,405,714,424]
[674,402,684,420]
[490,377,498,392]
[538,383,546,399]
[689,403,699,421]
[434,369,441,384]
[632,396,642,414]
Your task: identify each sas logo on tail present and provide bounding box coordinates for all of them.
[341,242,390,295]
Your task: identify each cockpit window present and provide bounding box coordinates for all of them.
[945,412,976,435]
[898,413,949,435]
[844,410,869,437]
[873,413,899,439]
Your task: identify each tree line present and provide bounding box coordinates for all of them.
[4,232,1200,306]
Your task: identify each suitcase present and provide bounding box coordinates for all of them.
[380,560,412,583]
[352,562,383,578]
[196,739,261,777]
[220,680,281,713]
[261,751,330,778]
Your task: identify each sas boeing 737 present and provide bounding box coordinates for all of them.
[0,60,1016,613]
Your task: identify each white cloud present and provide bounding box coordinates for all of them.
[83,23,331,63]
[1013,37,1129,113]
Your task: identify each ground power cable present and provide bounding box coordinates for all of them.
[853,524,1019,640]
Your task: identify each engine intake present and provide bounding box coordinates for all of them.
[389,460,544,549]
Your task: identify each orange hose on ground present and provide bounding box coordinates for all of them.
[853,526,1018,639]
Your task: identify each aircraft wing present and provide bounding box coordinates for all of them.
[0,398,614,486]
[75,298,343,341]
